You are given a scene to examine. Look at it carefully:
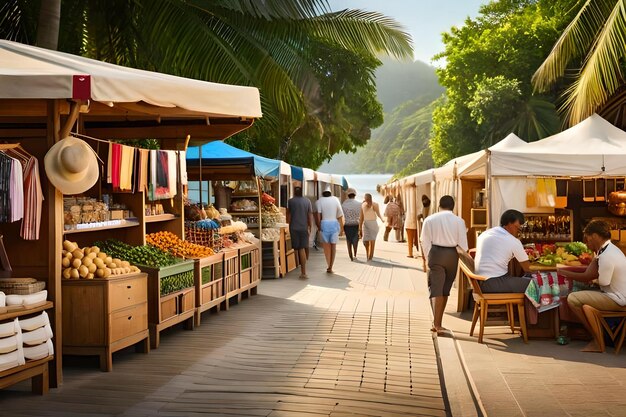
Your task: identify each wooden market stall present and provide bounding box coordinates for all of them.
[0,39,261,388]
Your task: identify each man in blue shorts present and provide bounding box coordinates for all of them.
[315,185,344,273]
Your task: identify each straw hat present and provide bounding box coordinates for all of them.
[346,187,357,196]
[44,137,99,195]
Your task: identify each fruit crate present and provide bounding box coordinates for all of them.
[222,248,240,310]
[139,259,195,349]
[193,252,225,326]
[239,242,260,289]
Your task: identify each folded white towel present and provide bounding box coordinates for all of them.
[0,291,5,307]
[6,290,47,307]
[0,333,21,354]
[0,348,25,371]
[0,318,19,338]
[21,324,53,346]
[19,311,50,332]
[23,339,53,361]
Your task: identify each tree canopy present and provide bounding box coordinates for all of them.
[430,0,579,166]
[0,0,412,168]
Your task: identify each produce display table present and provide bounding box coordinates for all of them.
[194,252,225,326]
[140,260,195,348]
[62,273,149,371]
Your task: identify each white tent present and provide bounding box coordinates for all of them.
[490,114,626,177]
[458,133,527,178]
[489,114,626,225]
[0,40,262,119]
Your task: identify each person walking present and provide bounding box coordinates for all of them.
[420,195,468,334]
[315,185,344,273]
[359,193,384,261]
[287,186,313,278]
[384,196,402,242]
[341,187,361,261]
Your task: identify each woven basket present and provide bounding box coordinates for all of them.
[184,223,223,252]
[0,278,46,295]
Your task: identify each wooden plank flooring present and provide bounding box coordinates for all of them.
[0,242,446,416]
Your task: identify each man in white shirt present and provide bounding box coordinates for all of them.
[475,209,532,293]
[420,195,468,334]
[315,185,344,273]
[558,220,626,352]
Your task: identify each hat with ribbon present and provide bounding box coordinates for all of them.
[44,137,99,195]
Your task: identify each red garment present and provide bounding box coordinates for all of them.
[111,143,122,189]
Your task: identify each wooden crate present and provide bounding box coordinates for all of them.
[222,249,240,310]
[193,252,225,326]
[261,240,280,279]
[139,260,195,349]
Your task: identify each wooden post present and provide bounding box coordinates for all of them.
[47,99,63,387]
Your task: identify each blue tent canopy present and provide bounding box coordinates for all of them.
[187,141,282,179]
[290,165,304,181]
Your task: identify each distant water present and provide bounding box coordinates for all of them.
[344,174,393,207]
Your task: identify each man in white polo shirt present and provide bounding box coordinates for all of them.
[558,220,626,352]
[420,195,468,334]
[475,209,532,293]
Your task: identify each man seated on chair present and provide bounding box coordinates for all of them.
[558,220,626,352]
[475,209,532,293]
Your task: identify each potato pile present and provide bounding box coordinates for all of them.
[62,240,140,279]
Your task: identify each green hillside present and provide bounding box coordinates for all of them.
[356,97,439,174]
[319,60,442,175]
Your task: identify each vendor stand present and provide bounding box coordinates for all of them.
[0,39,261,388]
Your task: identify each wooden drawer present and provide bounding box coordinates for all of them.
[109,276,147,312]
[110,303,148,343]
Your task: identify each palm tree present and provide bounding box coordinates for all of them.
[2,0,411,125]
[532,0,625,125]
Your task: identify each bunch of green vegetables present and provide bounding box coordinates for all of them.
[94,239,178,267]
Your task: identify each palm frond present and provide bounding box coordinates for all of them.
[532,0,613,92]
[187,0,330,20]
[309,9,413,60]
[560,0,626,124]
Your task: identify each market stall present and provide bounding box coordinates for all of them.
[0,39,261,388]
[186,141,290,279]
[488,114,626,245]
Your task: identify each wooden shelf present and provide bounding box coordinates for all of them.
[0,301,53,321]
[145,214,177,223]
[63,220,140,235]
[232,194,258,198]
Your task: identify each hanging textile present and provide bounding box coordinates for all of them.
[0,153,12,222]
[178,151,187,185]
[166,150,177,198]
[119,145,135,191]
[9,157,23,223]
[111,143,122,189]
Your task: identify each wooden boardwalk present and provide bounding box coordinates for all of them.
[0,241,448,416]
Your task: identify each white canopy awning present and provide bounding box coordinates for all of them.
[490,114,626,177]
[0,39,262,119]
[457,133,527,178]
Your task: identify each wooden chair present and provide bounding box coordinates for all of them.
[457,248,528,344]
[582,305,626,354]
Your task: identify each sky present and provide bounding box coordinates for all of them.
[329,0,486,64]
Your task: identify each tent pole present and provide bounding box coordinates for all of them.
[486,149,492,228]
[199,145,203,206]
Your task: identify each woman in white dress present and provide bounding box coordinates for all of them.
[359,193,384,261]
